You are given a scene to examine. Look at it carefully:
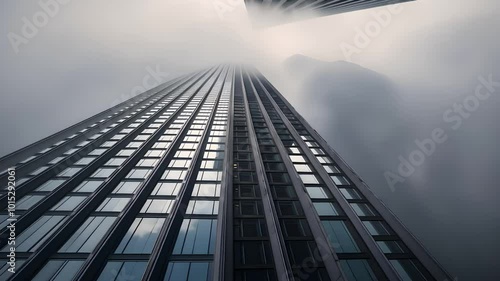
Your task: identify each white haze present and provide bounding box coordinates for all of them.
[1,0,499,279]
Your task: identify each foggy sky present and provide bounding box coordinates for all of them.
[1,0,499,280]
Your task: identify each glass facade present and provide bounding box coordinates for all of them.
[0,65,450,281]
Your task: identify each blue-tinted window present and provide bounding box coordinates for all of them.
[97,261,147,281]
[115,218,165,254]
[32,260,85,281]
[164,262,211,281]
[59,217,116,253]
[340,260,378,281]
[321,220,360,253]
[173,219,217,255]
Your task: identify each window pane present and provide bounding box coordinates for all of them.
[313,202,340,216]
[115,218,165,254]
[164,262,211,281]
[33,260,85,281]
[97,261,147,281]
[173,219,217,255]
[59,217,116,253]
[321,220,360,253]
[340,260,378,281]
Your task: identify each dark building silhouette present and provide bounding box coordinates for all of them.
[0,65,450,281]
[244,0,415,26]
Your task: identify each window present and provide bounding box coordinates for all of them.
[152,182,182,196]
[105,158,126,166]
[294,164,312,172]
[112,181,142,194]
[235,201,262,216]
[140,199,174,214]
[117,149,135,157]
[89,149,107,156]
[267,173,290,184]
[323,165,341,174]
[75,157,96,165]
[30,166,49,175]
[91,168,116,178]
[331,175,350,185]
[234,219,267,238]
[339,260,378,281]
[282,219,311,237]
[59,217,116,253]
[313,202,340,216]
[73,180,103,193]
[57,167,81,177]
[3,216,66,252]
[377,241,405,254]
[162,170,187,181]
[321,220,360,253]
[115,218,165,254]
[277,201,303,216]
[200,160,223,170]
[286,241,320,266]
[351,203,377,217]
[97,261,147,281]
[16,195,44,210]
[169,159,192,168]
[96,198,131,212]
[164,262,211,281]
[32,260,85,281]
[137,159,159,167]
[50,196,86,211]
[35,179,66,192]
[192,183,220,197]
[362,221,391,236]
[340,188,362,200]
[390,259,428,281]
[299,174,320,184]
[306,186,330,199]
[126,169,152,179]
[272,185,296,199]
[235,241,274,266]
[173,219,217,255]
[186,200,219,215]
[289,155,306,163]
[197,171,222,181]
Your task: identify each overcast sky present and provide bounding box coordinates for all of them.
[1,0,499,279]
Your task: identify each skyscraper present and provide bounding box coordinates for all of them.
[244,0,414,26]
[0,65,451,281]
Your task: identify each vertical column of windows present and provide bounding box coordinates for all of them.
[230,71,278,281]
[244,74,332,281]
[259,76,432,281]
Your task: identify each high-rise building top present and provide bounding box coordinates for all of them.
[244,0,415,26]
[0,65,450,281]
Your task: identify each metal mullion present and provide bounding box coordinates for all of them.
[72,66,225,281]
[7,69,218,281]
[245,72,347,281]
[142,66,230,281]
[0,72,205,244]
[239,69,293,281]
[253,72,401,280]
[212,67,235,281]
[256,73,452,280]
[0,73,195,205]
[0,74,186,172]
